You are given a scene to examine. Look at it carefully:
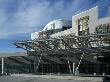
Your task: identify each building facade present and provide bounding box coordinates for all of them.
[50,6,110,37]
[13,6,110,75]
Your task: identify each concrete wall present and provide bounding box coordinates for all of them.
[0,52,27,57]
[31,32,39,40]
[72,6,110,36]
[72,6,98,36]
[97,17,110,25]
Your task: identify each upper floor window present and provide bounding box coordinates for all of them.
[53,23,55,29]
[96,24,110,34]
[77,16,89,35]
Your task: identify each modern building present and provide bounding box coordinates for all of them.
[13,6,110,75]
[31,19,72,40]
[51,6,110,37]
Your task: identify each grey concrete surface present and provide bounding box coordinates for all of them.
[0,75,103,82]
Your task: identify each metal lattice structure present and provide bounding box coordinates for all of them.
[13,33,110,74]
[13,33,110,55]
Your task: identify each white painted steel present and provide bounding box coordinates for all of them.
[2,57,4,74]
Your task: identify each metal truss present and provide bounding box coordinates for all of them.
[13,33,110,55]
[13,33,110,73]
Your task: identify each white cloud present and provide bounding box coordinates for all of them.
[0,0,53,38]
[0,0,108,39]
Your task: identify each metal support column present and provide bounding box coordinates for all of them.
[67,55,72,74]
[1,57,4,75]
[75,53,84,75]
[34,56,37,73]
[73,63,75,75]
[36,53,43,72]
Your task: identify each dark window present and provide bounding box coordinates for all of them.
[53,23,55,29]
[62,26,71,31]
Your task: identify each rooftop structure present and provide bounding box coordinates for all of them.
[31,19,72,40]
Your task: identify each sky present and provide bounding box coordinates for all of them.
[0,0,110,52]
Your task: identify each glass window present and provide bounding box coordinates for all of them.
[53,23,55,29]
[95,23,110,34]
[77,16,89,35]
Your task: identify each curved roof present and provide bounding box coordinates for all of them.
[42,19,72,31]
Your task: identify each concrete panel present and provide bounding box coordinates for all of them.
[0,52,27,57]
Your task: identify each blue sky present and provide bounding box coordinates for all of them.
[0,0,110,52]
